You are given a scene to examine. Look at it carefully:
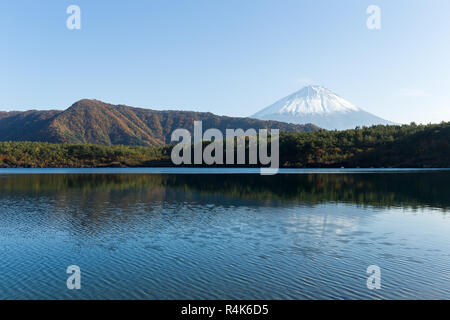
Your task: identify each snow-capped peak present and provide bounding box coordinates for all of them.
[251,85,394,130]
[254,85,360,117]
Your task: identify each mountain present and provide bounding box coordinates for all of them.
[0,99,320,147]
[251,85,395,130]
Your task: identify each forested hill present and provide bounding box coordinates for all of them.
[0,99,319,147]
[0,122,449,168]
[278,121,450,167]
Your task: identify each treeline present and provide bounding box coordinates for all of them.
[0,122,449,168]
[279,122,450,167]
[0,142,170,168]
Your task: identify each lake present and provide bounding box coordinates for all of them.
[0,169,450,299]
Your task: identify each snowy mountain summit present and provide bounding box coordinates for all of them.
[252,85,394,130]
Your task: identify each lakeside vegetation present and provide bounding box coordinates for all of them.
[279,121,450,167]
[0,142,170,168]
[0,122,449,168]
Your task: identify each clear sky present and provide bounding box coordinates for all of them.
[1,0,449,124]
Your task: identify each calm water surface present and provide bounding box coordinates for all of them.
[0,169,450,299]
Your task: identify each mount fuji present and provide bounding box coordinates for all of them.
[251,85,395,130]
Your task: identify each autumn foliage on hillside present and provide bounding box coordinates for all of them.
[0,99,319,147]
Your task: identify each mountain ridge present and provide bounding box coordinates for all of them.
[0,99,320,147]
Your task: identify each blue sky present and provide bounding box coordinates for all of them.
[1,0,449,124]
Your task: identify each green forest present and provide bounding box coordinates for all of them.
[0,142,170,168]
[279,121,450,167]
[0,122,449,168]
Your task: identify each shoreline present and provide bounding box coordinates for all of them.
[1,167,450,175]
